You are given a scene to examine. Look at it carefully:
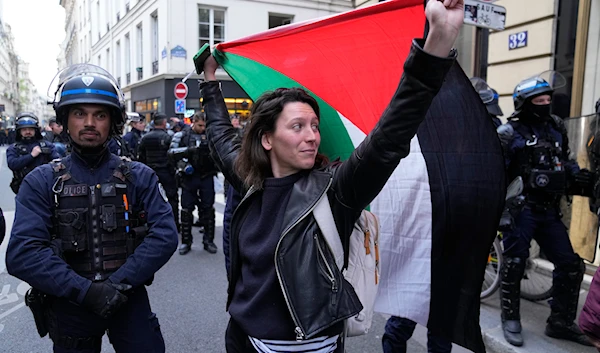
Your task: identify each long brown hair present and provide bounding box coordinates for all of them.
[234,87,328,189]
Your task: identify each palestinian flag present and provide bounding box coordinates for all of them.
[211,0,505,352]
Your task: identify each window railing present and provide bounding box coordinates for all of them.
[126,73,131,84]
[137,67,143,80]
[117,12,120,22]
[117,77,121,87]
[152,61,158,74]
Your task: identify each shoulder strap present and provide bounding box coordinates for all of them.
[113,159,135,184]
[313,194,344,270]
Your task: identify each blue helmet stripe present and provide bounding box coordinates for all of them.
[513,82,551,98]
[61,88,118,99]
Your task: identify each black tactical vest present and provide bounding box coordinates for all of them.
[509,121,567,199]
[50,159,147,282]
[181,131,217,176]
[141,130,170,169]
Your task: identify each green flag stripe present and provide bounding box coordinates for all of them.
[214,50,355,161]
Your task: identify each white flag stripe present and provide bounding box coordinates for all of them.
[337,112,366,148]
[334,113,433,325]
[371,136,433,326]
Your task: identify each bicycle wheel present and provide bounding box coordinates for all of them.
[520,240,554,302]
[481,237,503,299]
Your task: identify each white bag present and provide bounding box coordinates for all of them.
[313,194,380,337]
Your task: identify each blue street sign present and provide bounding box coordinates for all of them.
[509,31,528,50]
[175,99,186,114]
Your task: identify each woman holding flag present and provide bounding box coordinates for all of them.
[201,1,465,352]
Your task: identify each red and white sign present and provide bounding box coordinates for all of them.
[174,82,188,99]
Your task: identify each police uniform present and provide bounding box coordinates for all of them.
[123,126,143,158]
[5,64,178,352]
[172,126,218,255]
[138,125,180,230]
[500,73,592,347]
[7,113,60,194]
[108,135,134,159]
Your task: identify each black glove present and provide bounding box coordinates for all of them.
[573,168,595,197]
[82,282,132,319]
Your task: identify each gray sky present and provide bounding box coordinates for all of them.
[4,0,65,97]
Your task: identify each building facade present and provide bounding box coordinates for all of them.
[60,0,354,121]
[0,21,20,125]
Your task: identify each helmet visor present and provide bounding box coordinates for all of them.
[470,77,494,104]
[514,70,566,98]
[48,64,124,107]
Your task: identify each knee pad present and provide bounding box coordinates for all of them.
[555,255,585,283]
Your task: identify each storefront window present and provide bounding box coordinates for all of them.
[133,98,161,122]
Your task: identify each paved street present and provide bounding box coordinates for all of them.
[0,145,596,353]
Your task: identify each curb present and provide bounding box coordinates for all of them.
[483,328,521,353]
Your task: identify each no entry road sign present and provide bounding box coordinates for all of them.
[174,82,189,99]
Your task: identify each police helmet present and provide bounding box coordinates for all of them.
[127,112,144,123]
[48,64,125,136]
[512,70,565,112]
[15,112,42,141]
[487,89,503,117]
[470,78,503,117]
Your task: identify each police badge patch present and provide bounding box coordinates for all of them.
[158,183,168,202]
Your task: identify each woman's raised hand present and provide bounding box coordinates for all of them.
[203,55,219,81]
[423,0,464,57]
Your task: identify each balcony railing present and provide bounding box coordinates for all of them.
[152,61,158,75]
[126,73,131,84]
[137,67,143,80]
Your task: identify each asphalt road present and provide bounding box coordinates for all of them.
[0,146,435,353]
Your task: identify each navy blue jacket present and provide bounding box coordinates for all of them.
[124,129,143,156]
[7,140,60,172]
[6,150,178,304]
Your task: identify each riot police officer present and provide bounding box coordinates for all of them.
[500,72,593,347]
[7,112,59,194]
[123,112,145,157]
[5,64,178,353]
[169,112,218,255]
[471,77,503,128]
[138,113,180,231]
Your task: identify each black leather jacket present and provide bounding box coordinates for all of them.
[201,39,455,340]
